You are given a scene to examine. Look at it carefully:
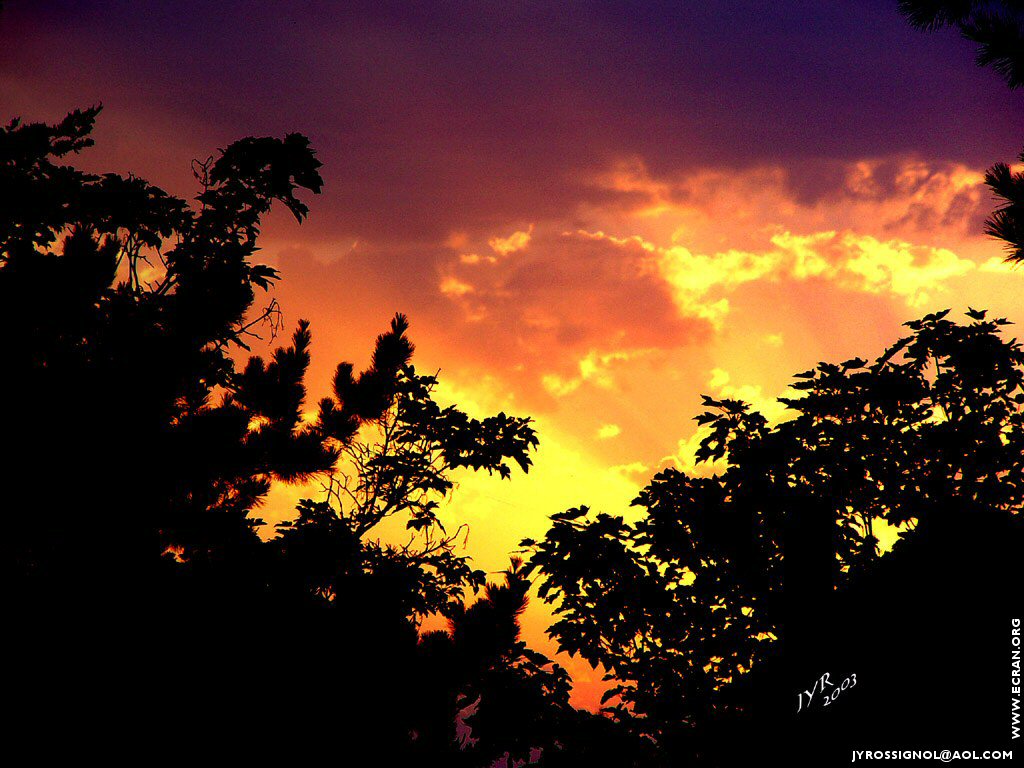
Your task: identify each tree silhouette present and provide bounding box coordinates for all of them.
[275,354,537,617]
[899,1,1024,88]
[263,358,547,761]
[409,556,659,766]
[410,557,571,765]
[901,1,1024,264]
[0,106,343,595]
[984,148,1024,263]
[1,107,547,761]
[518,10,1024,762]
[525,308,1024,763]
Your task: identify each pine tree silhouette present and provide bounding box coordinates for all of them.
[1,108,546,761]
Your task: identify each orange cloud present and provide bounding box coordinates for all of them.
[488,225,534,257]
[581,155,993,255]
[769,230,976,307]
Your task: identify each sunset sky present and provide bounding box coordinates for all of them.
[4,0,1023,708]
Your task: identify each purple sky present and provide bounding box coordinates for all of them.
[3,0,1021,247]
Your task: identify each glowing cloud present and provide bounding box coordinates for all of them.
[488,225,534,257]
[439,276,475,297]
[770,231,977,307]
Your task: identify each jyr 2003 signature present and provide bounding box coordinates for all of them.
[797,671,857,713]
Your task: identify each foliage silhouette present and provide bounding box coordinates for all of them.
[525,308,1024,763]
[900,0,1024,88]
[1,105,341,591]
[901,1,1024,264]
[275,349,538,620]
[984,148,1024,263]
[0,107,560,762]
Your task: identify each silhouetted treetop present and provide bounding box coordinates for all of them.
[900,0,1024,88]
[900,3,1024,265]
[524,308,1024,747]
[276,356,538,619]
[3,106,555,763]
[0,108,416,585]
[985,148,1024,263]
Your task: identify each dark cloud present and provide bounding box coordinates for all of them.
[2,0,1021,250]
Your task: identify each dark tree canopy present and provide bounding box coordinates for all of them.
[0,105,344,589]
[1,108,562,763]
[517,7,1024,760]
[525,308,1024,758]
[275,356,539,621]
